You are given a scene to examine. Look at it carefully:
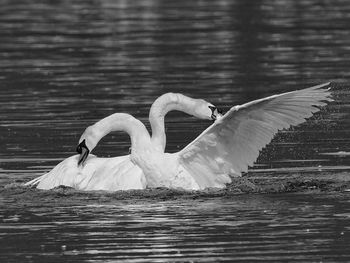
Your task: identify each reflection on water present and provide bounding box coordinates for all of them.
[0,0,350,261]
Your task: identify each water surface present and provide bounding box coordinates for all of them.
[0,0,350,261]
[1,190,350,262]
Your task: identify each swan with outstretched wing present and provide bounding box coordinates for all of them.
[175,82,333,189]
[26,83,332,191]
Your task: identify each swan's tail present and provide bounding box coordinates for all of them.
[24,175,44,187]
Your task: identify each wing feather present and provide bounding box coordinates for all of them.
[178,82,333,189]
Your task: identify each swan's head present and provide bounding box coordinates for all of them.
[193,100,223,121]
[76,126,98,165]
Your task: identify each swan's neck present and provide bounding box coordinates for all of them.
[149,93,199,151]
[92,113,150,151]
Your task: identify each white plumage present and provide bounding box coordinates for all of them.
[25,93,218,190]
[177,82,333,189]
[25,83,333,191]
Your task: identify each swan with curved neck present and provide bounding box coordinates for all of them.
[26,93,221,190]
[78,83,332,190]
[26,83,332,190]
[75,113,201,189]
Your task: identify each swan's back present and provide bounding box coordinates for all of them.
[35,155,146,191]
[36,155,82,189]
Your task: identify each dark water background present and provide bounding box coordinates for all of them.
[0,0,350,261]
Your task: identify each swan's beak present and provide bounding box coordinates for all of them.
[76,139,90,166]
[78,147,89,166]
[211,107,224,121]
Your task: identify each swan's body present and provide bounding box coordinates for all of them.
[26,93,219,190]
[26,83,333,191]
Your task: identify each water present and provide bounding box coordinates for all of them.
[0,0,350,261]
[1,192,349,262]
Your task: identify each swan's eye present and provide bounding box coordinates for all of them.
[208,106,217,120]
[208,105,216,113]
[76,139,90,166]
[76,139,87,154]
[208,105,223,121]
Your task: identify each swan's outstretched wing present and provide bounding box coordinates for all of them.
[178,83,333,189]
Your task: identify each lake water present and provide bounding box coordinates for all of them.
[0,0,350,261]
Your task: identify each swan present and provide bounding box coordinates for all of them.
[26,83,332,191]
[79,82,333,190]
[25,93,221,190]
